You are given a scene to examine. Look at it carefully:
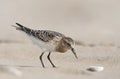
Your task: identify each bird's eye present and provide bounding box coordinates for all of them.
[66,43,71,46]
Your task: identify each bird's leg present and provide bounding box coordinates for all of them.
[39,52,45,68]
[47,52,56,68]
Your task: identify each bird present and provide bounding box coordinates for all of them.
[12,23,78,68]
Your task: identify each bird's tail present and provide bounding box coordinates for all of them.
[12,23,32,34]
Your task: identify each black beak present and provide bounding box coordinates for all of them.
[71,48,78,59]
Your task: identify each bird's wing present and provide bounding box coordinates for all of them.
[31,30,65,42]
[13,23,65,42]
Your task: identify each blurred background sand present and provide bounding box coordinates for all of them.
[0,0,120,79]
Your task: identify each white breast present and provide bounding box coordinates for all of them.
[29,36,56,52]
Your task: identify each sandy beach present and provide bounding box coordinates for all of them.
[0,0,120,79]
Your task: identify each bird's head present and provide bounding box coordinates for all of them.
[61,37,78,59]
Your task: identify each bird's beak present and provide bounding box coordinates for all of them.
[71,48,78,59]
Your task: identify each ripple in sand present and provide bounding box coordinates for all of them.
[0,65,22,77]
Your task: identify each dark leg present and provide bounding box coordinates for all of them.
[39,52,45,68]
[47,52,56,68]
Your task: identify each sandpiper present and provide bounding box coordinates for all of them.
[12,23,78,68]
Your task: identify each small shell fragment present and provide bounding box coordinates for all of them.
[87,66,104,72]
